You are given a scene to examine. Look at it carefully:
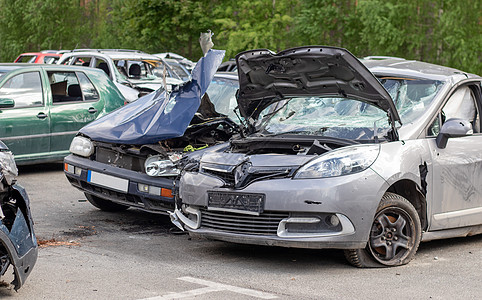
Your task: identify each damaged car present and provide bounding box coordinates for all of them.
[64,50,240,213]
[172,46,482,267]
[0,140,37,289]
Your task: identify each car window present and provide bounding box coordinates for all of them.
[16,55,37,63]
[76,72,99,101]
[48,71,84,103]
[0,71,43,108]
[95,58,110,77]
[205,77,239,122]
[71,56,92,67]
[428,86,479,136]
[43,56,60,64]
[380,78,444,124]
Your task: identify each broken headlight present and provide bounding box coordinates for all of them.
[69,136,94,157]
[145,154,181,177]
[0,147,18,186]
[293,145,379,179]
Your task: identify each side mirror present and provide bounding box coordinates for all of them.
[0,98,15,109]
[436,118,473,149]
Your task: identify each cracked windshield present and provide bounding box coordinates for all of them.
[261,78,444,141]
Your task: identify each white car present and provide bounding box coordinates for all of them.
[59,49,183,102]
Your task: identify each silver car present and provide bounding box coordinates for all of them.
[172,46,482,267]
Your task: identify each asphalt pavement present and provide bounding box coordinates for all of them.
[1,163,480,299]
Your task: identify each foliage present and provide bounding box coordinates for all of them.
[211,0,301,59]
[0,0,88,61]
[0,0,479,74]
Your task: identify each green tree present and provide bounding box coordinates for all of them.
[93,0,216,60]
[0,0,89,61]
[294,0,362,53]
[213,0,301,59]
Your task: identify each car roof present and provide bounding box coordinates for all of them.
[16,52,61,57]
[0,63,104,73]
[362,58,480,81]
[63,49,161,61]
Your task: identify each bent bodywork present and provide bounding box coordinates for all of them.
[63,50,238,213]
[173,46,482,267]
[0,141,37,290]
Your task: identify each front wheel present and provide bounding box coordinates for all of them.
[344,193,421,267]
[84,193,129,212]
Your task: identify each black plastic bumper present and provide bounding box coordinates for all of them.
[64,154,176,214]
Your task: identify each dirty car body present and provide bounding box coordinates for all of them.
[174,46,482,267]
[64,50,241,213]
[0,140,37,290]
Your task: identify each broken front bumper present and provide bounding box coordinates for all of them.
[1,184,38,290]
[175,168,389,249]
[64,154,176,213]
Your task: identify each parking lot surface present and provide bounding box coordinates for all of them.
[1,163,481,299]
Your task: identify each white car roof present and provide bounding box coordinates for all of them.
[60,50,161,61]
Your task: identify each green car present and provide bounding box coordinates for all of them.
[0,64,126,165]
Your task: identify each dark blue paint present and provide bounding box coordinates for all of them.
[79,50,225,145]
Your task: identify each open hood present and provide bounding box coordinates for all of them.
[236,46,400,122]
[79,49,225,145]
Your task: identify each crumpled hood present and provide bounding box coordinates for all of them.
[236,46,400,122]
[79,49,225,145]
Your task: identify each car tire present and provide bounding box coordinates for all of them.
[84,193,129,212]
[344,192,421,267]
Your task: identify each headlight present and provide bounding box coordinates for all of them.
[293,145,380,179]
[145,155,181,177]
[69,136,94,157]
[0,149,18,185]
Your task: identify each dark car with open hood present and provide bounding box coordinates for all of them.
[64,49,241,213]
[0,140,37,290]
[172,46,482,267]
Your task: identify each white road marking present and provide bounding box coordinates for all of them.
[139,276,278,299]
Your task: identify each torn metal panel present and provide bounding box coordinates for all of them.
[0,141,37,290]
[78,49,225,145]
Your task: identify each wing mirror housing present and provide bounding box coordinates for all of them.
[0,98,14,108]
[436,118,473,149]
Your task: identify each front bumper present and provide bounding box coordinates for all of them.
[177,168,388,249]
[64,154,176,213]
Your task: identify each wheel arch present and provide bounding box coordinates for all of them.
[386,179,427,230]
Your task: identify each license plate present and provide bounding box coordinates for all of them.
[207,191,265,215]
[87,170,129,193]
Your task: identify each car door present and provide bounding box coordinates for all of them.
[428,82,482,230]
[0,70,50,160]
[48,70,103,153]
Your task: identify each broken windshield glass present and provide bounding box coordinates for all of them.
[256,78,444,141]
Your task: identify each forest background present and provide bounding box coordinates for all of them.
[0,0,480,74]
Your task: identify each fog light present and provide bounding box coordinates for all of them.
[74,166,82,176]
[326,214,340,227]
[138,183,149,193]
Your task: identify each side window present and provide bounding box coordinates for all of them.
[48,71,83,103]
[95,58,110,77]
[77,72,99,101]
[72,56,92,67]
[428,86,479,136]
[0,72,43,108]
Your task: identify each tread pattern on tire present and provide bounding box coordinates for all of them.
[344,192,422,268]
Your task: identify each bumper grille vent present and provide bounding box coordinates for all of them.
[200,209,288,235]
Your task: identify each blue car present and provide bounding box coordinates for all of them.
[64,50,239,214]
[0,140,37,290]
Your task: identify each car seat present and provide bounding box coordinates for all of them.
[68,84,82,101]
[97,62,110,77]
[129,64,141,79]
